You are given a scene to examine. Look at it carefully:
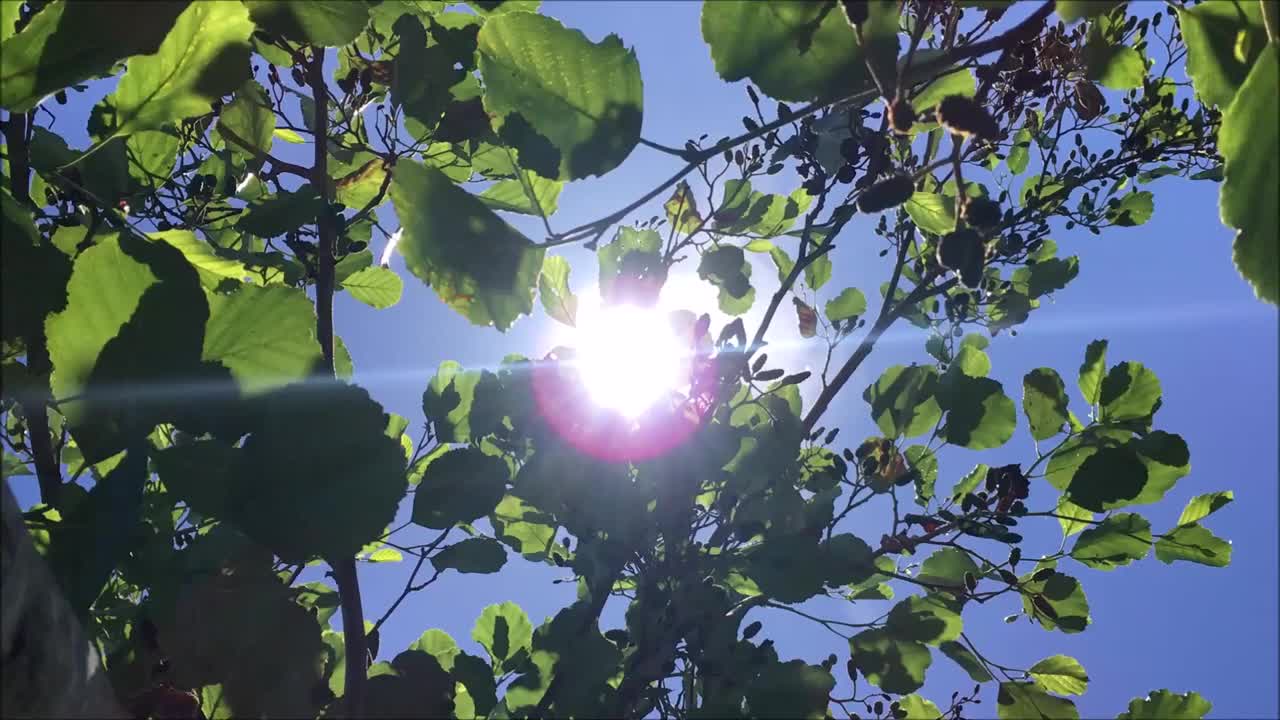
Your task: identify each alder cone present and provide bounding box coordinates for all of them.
[840,0,869,27]
[937,229,981,271]
[1074,80,1104,120]
[936,95,1000,140]
[888,97,916,135]
[856,174,914,214]
[963,197,1002,228]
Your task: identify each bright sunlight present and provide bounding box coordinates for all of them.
[573,302,688,418]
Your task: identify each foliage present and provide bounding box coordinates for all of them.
[0,0,1263,718]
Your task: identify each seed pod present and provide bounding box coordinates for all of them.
[936,95,1000,140]
[937,228,981,271]
[742,620,763,639]
[998,569,1019,585]
[958,253,985,290]
[963,197,1002,228]
[1031,567,1056,582]
[964,572,977,592]
[840,0,870,27]
[1074,80,1104,120]
[856,174,914,213]
[888,97,916,135]
[1032,594,1059,620]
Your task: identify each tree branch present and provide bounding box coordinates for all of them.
[4,110,62,506]
[803,277,957,434]
[216,122,311,180]
[309,50,367,719]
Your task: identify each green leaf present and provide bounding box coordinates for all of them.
[47,447,147,614]
[1106,191,1154,226]
[1084,36,1146,90]
[746,660,835,719]
[538,256,578,327]
[2,189,71,345]
[953,342,990,378]
[1023,368,1069,441]
[341,266,404,309]
[597,226,661,299]
[747,534,825,603]
[0,2,187,112]
[332,156,388,210]
[452,652,498,717]
[413,447,509,529]
[938,375,1016,449]
[848,628,932,694]
[274,128,305,143]
[1154,524,1232,568]
[1098,361,1161,422]
[1116,690,1212,719]
[431,537,508,574]
[1020,568,1091,633]
[422,361,481,443]
[804,252,832,292]
[244,1,372,47]
[234,383,407,561]
[104,2,253,139]
[473,601,534,669]
[1066,444,1149,512]
[365,547,403,563]
[906,445,937,506]
[146,230,247,289]
[997,682,1079,720]
[1078,339,1108,405]
[1219,44,1278,304]
[237,185,324,239]
[0,1,20,44]
[1028,655,1089,696]
[1176,491,1233,527]
[1056,499,1094,538]
[477,12,642,180]
[949,463,989,503]
[1178,0,1267,108]
[47,232,208,462]
[823,533,877,587]
[910,68,976,112]
[904,192,956,236]
[203,285,322,393]
[918,548,979,590]
[1070,513,1151,570]
[2,452,30,477]
[490,494,559,560]
[390,161,544,330]
[863,365,942,438]
[939,641,993,683]
[217,80,274,159]
[408,628,460,671]
[479,172,563,217]
[886,594,963,646]
[156,562,326,717]
[1007,128,1033,175]
[700,0,893,102]
[1056,0,1124,23]
[698,245,756,316]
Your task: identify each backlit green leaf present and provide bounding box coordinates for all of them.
[480,172,564,217]
[938,375,1016,449]
[431,537,508,574]
[1154,524,1232,568]
[1178,0,1266,108]
[1117,689,1212,719]
[0,2,188,112]
[864,365,942,438]
[538,256,578,327]
[746,660,834,719]
[905,192,956,236]
[1176,491,1233,527]
[202,285,322,393]
[997,681,1079,720]
[341,266,404,309]
[1219,44,1278,304]
[390,161,544,330]
[1023,368,1069,441]
[413,447,509,529]
[1070,512,1151,570]
[477,12,642,180]
[244,1,372,47]
[848,628,932,694]
[105,2,253,139]
[1029,654,1089,696]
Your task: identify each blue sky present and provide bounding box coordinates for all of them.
[8,1,1278,716]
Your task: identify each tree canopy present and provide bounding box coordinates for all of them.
[1,0,1274,718]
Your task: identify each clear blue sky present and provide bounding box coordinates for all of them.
[9,2,1277,717]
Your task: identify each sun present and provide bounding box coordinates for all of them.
[573,302,689,418]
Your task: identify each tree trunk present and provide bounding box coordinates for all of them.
[1,481,126,718]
